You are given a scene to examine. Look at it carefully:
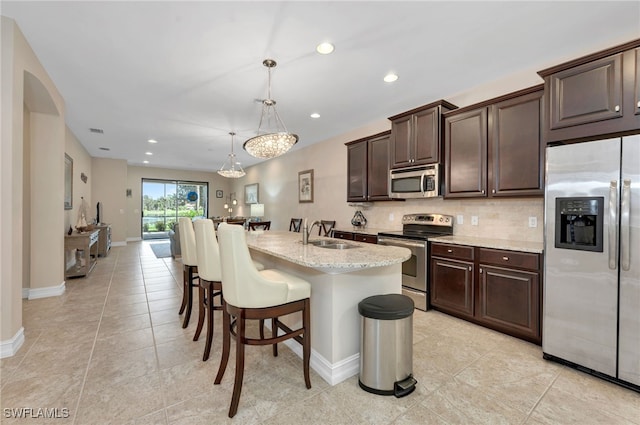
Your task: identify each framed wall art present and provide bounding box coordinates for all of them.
[298,169,313,203]
[244,183,259,205]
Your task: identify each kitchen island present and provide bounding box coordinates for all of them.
[245,231,411,385]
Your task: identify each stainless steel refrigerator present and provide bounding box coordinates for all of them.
[544,135,639,389]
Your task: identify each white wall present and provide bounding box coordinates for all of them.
[1,16,66,355]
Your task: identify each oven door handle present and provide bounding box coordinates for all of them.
[378,237,425,249]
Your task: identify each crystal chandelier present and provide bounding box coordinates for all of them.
[218,132,245,178]
[243,59,298,159]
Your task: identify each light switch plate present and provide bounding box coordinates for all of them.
[471,216,479,226]
[457,215,464,225]
[529,216,537,228]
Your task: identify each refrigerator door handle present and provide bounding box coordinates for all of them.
[621,179,631,271]
[609,180,618,270]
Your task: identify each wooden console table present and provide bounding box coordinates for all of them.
[95,224,111,257]
[65,230,99,278]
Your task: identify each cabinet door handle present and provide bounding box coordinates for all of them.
[637,101,640,108]
[502,256,509,261]
[615,105,620,112]
[468,266,472,272]
[447,249,453,253]
[479,268,483,274]
[492,189,496,194]
[481,189,485,194]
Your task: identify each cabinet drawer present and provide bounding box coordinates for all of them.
[333,231,354,241]
[431,243,474,261]
[479,248,539,271]
[354,233,377,244]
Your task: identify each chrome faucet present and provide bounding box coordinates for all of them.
[302,218,320,245]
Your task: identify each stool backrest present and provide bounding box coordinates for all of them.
[217,223,287,308]
[178,217,197,266]
[193,219,221,282]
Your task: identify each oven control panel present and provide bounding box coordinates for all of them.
[402,213,453,227]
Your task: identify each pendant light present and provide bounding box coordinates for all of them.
[218,132,245,178]
[243,59,298,159]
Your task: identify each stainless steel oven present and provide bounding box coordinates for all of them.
[378,214,453,311]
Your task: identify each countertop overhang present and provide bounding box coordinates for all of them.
[245,231,411,272]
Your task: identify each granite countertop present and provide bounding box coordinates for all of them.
[245,231,411,271]
[333,227,397,235]
[428,235,544,253]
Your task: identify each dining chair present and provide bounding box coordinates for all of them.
[215,223,311,418]
[248,221,271,231]
[177,217,199,328]
[289,218,302,232]
[318,220,336,237]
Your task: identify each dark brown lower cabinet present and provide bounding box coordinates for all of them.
[431,258,474,317]
[430,243,542,344]
[478,265,540,343]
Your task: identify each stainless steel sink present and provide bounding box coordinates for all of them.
[306,239,358,249]
[320,243,357,250]
[309,239,339,246]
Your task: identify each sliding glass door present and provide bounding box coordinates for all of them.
[141,179,208,239]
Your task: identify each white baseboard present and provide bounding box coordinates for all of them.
[282,339,360,386]
[113,240,129,246]
[0,327,24,358]
[22,281,66,300]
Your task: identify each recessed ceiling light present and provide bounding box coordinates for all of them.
[384,73,399,83]
[143,160,149,164]
[316,42,334,55]
[310,113,321,119]
[145,152,153,156]
[148,139,158,144]
[99,147,110,151]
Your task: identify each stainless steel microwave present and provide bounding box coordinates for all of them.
[389,164,440,198]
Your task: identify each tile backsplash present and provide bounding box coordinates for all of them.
[351,197,544,243]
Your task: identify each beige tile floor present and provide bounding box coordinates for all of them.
[1,241,639,424]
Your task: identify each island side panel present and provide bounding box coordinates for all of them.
[249,249,401,385]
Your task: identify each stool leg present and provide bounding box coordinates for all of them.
[182,266,194,328]
[178,266,188,315]
[303,298,311,389]
[214,300,230,385]
[203,282,215,361]
[259,319,265,340]
[193,283,206,341]
[272,318,278,357]
[229,309,246,418]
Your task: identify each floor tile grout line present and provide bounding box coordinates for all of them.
[70,249,119,425]
[522,366,562,424]
[143,249,179,424]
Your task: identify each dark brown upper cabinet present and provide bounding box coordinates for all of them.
[444,85,544,199]
[389,100,457,168]
[538,39,640,143]
[346,131,393,202]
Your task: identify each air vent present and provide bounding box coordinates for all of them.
[99,147,110,151]
[89,128,104,134]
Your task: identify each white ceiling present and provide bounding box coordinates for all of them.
[2,1,639,172]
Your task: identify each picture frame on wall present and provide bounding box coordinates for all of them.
[244,183,259,205]
[298,169,313,203]
[64,153,73,210]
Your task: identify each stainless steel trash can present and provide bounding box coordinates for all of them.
[358,294,416,397]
